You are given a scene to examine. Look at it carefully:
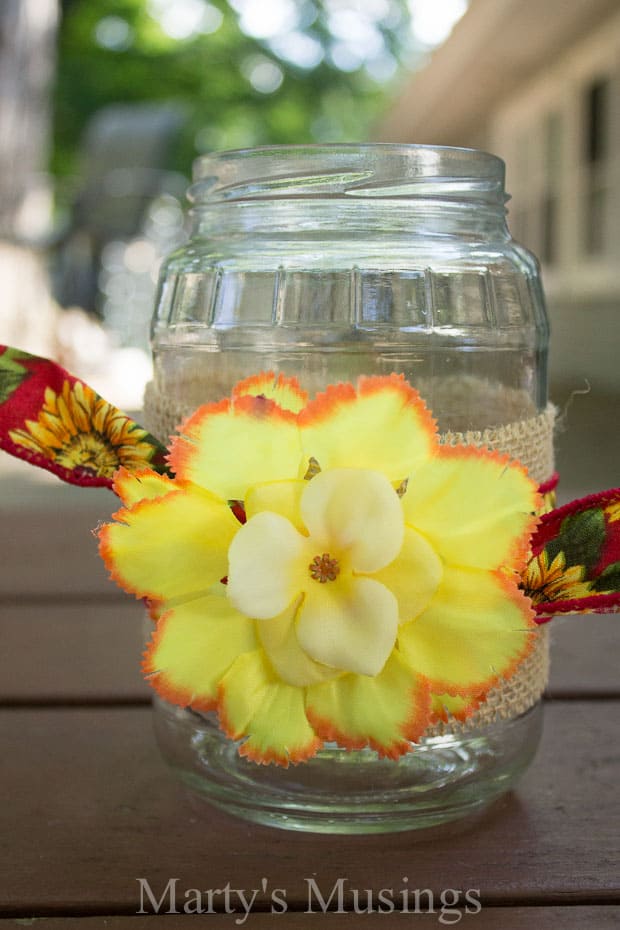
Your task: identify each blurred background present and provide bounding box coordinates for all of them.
[0,0,618,498]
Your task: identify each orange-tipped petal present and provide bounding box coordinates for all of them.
[143,587,257,711]
[299,373,436,480]
[403,446,540,572]
[232,370,308,414]
[168,395,302,500]
[398,567,536,698]
[429,692,482,725]
[217,649,322,766]
[306,650,431,758]
[113,466,181,507]
[98,487,238,602]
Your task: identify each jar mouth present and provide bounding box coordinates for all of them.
[190,143,507,206]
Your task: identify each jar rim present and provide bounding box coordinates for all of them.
[190,143,507,205]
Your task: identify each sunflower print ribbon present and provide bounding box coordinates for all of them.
[0,346,168,487]
[1,346,618,764]
[527,489,620,619]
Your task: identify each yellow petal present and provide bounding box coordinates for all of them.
[430,692,481,724]
[402,447,539,571]
[301,468,404,573]
[67,384,91,433]
[22,420,63,449]
[306,649,430,757]
[232,371,308,414]
[245,479,306,533]
[99,487,239,601]
[7,429,42,455]
[296,576,399,676]
[398,566,535,697]
[113,466,182,507]
[168,395,302,500]
[373,525,443,623]
[227,511,311,619]
[299,374,436,480]
[143,587,257,710]
[257,600,340,687]
[218,649,322,765]
[56,393,78,437]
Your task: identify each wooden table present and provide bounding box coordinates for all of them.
[1,481,619,929]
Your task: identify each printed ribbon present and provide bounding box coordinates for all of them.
[0,346,168,487]
[527,488,620,619]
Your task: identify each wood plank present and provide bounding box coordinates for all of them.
[0,602,149,703]
[0,907,618,927]
[548,614,620,697]
[1,601,616,704]
[0,702,618,913]
[0,503,119,598]
[0,465,113,513]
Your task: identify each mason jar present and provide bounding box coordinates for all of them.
[144,144,553,833]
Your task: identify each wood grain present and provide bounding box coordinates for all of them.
[0,601,617,704]
[547,614,620,697]
[1,485,618,925]
[0,504,119,598]
[0,907,618,927]
[0,702,618,914]
[0,602,148,703]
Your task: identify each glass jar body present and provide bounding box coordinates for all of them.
[154,697,543,834]
[146,144,551,833]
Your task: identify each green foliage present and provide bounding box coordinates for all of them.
[592,562,620,593]
[0,348,30,405]
[53,0,417,187]
[546,508,607,573]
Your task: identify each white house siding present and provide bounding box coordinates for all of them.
[376,0,620,396]
[490,7,620,394]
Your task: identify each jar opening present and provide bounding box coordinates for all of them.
[190,143,507,206]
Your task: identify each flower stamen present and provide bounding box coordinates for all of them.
[309,552,340,583]
[304,456,321,480]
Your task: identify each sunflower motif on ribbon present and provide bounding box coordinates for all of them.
[522,550,591,606]
[9,380,157,479]
[0,346,168,486]
[528,488,620,619]
[99,372,540,765]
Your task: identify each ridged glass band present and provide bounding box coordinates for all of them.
[153,265,546,342]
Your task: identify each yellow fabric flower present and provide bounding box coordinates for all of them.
[99,372,539,765]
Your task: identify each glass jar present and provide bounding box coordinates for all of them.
[145,144,552,833]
